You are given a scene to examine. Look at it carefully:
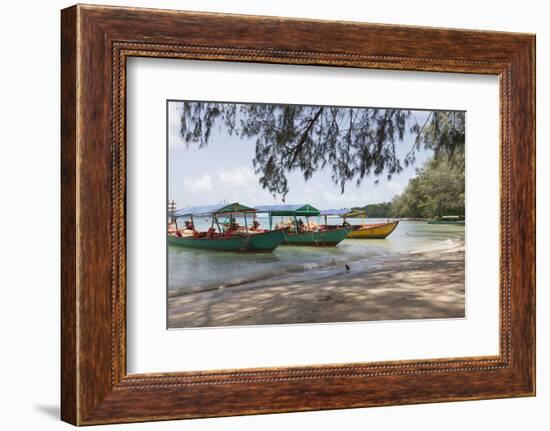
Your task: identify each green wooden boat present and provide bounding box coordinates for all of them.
[281,227,352,246]
[168,203,285,252]
[168,229,285,252]
[255,204,351,247]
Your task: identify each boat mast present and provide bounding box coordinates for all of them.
[168,200,178,231]
[214,214,222,235]
[243,212,249,233]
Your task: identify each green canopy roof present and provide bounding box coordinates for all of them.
[255,204,320,217]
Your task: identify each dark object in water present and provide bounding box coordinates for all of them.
[345,264,351,271]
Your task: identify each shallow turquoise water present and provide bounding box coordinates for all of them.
[168,219,465,295]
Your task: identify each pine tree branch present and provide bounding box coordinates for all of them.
[283,107,324,168]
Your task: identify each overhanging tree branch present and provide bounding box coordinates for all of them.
[178,102,465,199]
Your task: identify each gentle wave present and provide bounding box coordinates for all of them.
[168,252,382,297]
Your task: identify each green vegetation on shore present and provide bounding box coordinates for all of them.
[357,151,465,219]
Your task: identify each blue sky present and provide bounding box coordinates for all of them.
[168,101,433,210]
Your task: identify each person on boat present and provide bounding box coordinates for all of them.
[252,220,261,230]
[219,217,237,237]
[222,217,239,232]
[184,219,195,231]
[297,218,305,232]
[307,221,318,230]
[168,221,184,237]
[342,220,350,227]
[206,227,216,238]
[276,220,292,230]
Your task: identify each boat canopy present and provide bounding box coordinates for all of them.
[175,202,255,217]
[344,209,367,218]
[255,204,320,217]
[320,208,366,217]
[320,209,351,216]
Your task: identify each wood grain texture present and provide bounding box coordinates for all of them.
[60,4,535,425]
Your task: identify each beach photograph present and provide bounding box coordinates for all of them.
[167,100,465,328]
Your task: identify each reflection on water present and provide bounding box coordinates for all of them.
[168,219,465,295]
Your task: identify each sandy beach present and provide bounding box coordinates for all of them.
[168,239,465,328]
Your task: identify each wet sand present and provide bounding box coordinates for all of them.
[168,240,465,328]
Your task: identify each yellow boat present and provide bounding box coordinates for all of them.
[347,220,399,239]
[320,209,399,239]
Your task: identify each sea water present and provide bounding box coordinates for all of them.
[168,218,465,296]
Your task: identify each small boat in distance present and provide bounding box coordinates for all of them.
[320,209,399,239]
[255,204,352,246]
[168,203,285,252]
[427,215,465,225]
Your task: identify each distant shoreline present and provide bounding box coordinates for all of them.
[168,239,465,328]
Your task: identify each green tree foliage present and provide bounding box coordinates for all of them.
[362,202,393,218]
[390,152,465,218]
[179,102,465,199]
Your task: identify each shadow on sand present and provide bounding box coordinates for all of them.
[168,249,466,328]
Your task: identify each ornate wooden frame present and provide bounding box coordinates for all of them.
[61,4,535,425]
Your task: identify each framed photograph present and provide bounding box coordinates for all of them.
[61,4,535,425]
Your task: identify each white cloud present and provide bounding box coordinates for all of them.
[321,190,360,207]
[217,166,256,187]
[303,184,317,198]
[183,174,213,193]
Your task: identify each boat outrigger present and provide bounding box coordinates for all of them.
[320,209,399,239]
[167,203,285,252]
[255,204,352,246]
